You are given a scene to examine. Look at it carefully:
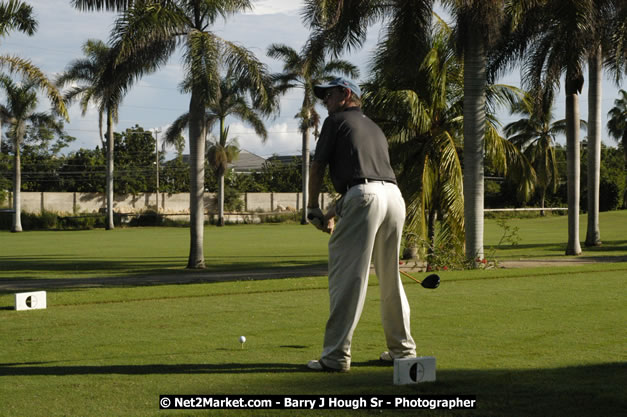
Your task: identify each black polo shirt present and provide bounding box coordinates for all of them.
[313,107,396,194]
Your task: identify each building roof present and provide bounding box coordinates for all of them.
[174,150,267,173]
[229,150,266,172]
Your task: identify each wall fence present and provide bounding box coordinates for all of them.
[2,191,335,215]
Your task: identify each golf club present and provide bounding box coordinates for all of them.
[400,270,440,289]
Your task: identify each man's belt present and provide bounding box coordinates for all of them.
[347,178,396,190]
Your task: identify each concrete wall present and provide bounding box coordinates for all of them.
[9,191,334,214]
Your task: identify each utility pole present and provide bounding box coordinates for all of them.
[154,128,161,213]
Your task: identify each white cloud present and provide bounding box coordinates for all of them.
[248,0,302,15]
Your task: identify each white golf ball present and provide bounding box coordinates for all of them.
[239,336,246,343]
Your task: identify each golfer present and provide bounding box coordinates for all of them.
[306,77,416,372]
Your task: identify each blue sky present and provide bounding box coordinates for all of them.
[1,0,623,160]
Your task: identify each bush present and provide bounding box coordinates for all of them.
[128,210,163,227]
[224,187,244,212]
[0,210,108,230]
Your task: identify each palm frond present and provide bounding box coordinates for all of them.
[165,112,190,146]
[0,0,37,37]
[0,55,68,120]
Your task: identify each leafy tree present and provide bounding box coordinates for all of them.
[267,42,358,224]
[114,126,160,195]
[74,0,274,268]
[9,125,75,192]
[60,148,106,193]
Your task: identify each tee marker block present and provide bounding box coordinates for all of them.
[393,356,436,385]
[15,291,47,311]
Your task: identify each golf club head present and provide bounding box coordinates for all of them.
[421,274,440,289]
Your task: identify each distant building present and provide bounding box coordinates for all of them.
[176,149,267,173]
[266,155,301,166]
[229,150,266,173]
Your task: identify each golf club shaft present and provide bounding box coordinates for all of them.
[400,269,422,284]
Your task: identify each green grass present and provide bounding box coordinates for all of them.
[0,211,625,283]
[485,210,627,260]
[1,267,625,416]
[0,224,330,281]
[0,211,626,416]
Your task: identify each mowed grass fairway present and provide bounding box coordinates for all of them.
[1,211,626,416]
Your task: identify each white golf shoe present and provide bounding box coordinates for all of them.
[307,359,348,373]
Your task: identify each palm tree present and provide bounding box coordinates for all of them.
[267,42,358,224]
[57,39,129,230]
[607,89,627,208]
[500,0,603,255]
[504,89,568,215]
[440,0,512,262]
[0,1,68,147]
[364,13,532,266]
[305,0,519,263]
[165,67,271,227]
[73,0,273,268]
[0,75,65,231]
[0,0,36,38]
[585,43,603,247]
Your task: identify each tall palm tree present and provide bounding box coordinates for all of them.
[305,0,519,263]
[585,0,625,246]
[73,0,273,268]
[504,89,569,215]
[0,75,65,231]
[57,39,130,230]
[607,89,627,208]
[585,43,603,247]
[500,0,601,255]
[267,42,358,224]
[364,13,532,265]
[440,0,511,262]
[165,67,271,226]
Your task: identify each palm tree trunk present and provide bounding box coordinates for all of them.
[623,130,627,208]
[301,126,310,225]
[565,74,582,256]
[11,140,22,232]
[218,118,226,227]
[585,46,602,247]
[187,90,206,269]
[463,31,486,263]
[540,188,546,217]
[426,208,437,266]
[218,172,225,227]
[106,109,115,230]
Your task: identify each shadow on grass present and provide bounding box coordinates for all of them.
[0,259,329,295]
[0,362,624,415]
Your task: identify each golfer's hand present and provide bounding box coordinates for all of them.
[323,216,335,234]
[307,207,325,231]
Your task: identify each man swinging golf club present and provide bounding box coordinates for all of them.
[306,77,416,372]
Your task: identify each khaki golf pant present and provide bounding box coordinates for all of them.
[321,181,416,370]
